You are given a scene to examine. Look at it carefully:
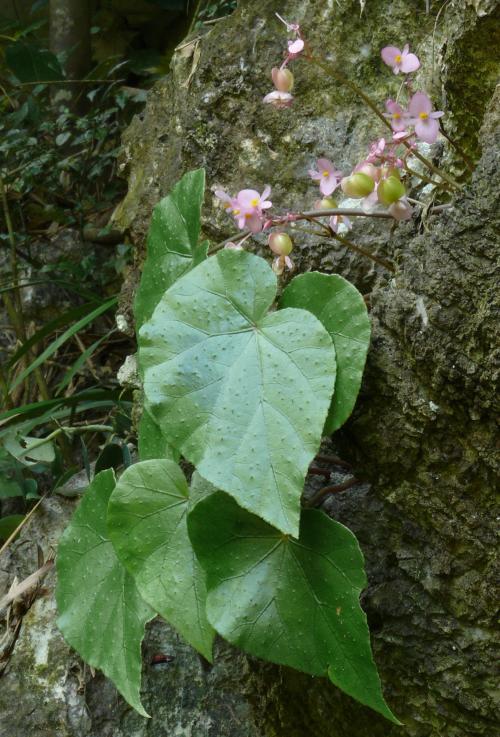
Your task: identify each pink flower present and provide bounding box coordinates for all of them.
[309,158,343,196]
[233,186,272,232]
[214,188,236,210]
[329,214,352,233]
[388,198,413,221]
[215,186,272,233]
[287,38,304,56]
[263,90,293,107]
[407,92,444,144]
[384,99,408,132]
[236,187,272,212]
[381,44,420,74]
[366,138,386,163]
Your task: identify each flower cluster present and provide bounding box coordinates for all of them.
[384,92,444,144]
[215,186,272,233]
[213,21,454,276]
[380,45,444,144]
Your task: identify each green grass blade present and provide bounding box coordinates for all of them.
[55,329,114,394]
[8,301,103,368]
[10,297,117,393]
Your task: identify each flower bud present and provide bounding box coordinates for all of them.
[271,67,294,92]
[315,196,338,210]
[356,162,380,181]
[268,232,293,256]
[377,176,406,205]
[341,173,375,198]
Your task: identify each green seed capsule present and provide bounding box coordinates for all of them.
[318,196,338,209]
[341,173,375,198]
[377,176,406,205]
[268,232,293,256]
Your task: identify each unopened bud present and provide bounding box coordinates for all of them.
[271,67,294,92]
[377,176,406,205]
[341,173,375,198]
[268,232,293,256]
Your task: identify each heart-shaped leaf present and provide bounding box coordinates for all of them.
[140,250,336,537]
[188,492,400,724]
[107,459,214,660]
[134,169,208,329]
[281,273,370,433]
[56,469,154,717]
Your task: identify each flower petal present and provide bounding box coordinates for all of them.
[320,176,336,196]
[381,46,401,66]
[288,38,304,54]
[400,52,420,73]
[415,118,439,143]
[261,185,272,201]
[408,91,432,116]
[317,158,333,172]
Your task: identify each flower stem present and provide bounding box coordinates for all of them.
[307,56,461,190]
[304,477,359,508]
[440,128,475,172]
[209,203,452,259]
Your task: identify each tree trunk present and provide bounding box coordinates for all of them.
[0,2,498,736]
[49,0,91,110]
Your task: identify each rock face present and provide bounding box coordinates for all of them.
[1,1,499,736]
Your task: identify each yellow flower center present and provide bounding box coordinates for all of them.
[322,170,330,177]
[395,54,402,63]
[245,212,252,219]
[419,112,429,120]
[233,208,240,215]
[392,112,401,120]
[250,197,259,206]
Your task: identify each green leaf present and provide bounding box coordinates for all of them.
[137,405,179,462]
[107,460,214,660]
[6,42,64,83]
[94,443,125,475]
[281,273,370,433]
[0,514,25,541]
[140,250,336,537]
[2,431,55,466]
[134,169,208,330]
[0,477,25,498]
[188,492,400,724]
[56,469,154,717]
